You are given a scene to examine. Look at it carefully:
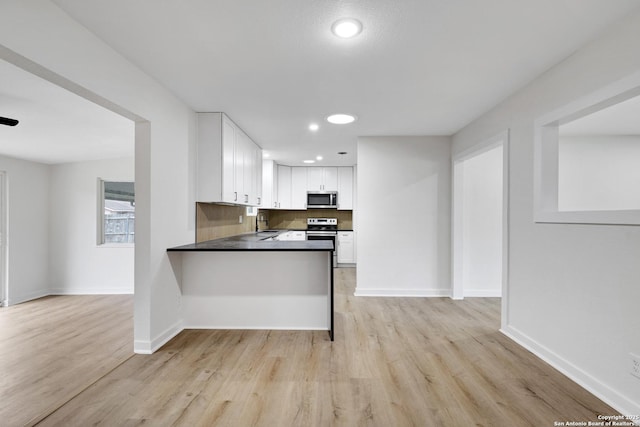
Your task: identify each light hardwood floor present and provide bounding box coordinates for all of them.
[5,269,617,426]
[0,294,133,426]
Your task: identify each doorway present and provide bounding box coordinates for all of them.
[452,130,509,328]
[0,47,141,425]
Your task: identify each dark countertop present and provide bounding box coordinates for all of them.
[167,231,334,252]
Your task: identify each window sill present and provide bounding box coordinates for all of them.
[97,243,135,248]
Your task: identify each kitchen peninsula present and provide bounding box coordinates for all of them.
[168,231,335,340]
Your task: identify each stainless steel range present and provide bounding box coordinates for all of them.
[306,217,338,236]
[307,218,338,263]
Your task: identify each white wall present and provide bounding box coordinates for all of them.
[0,155,50,305]
[461,145,503,297]
[356,136,451,296]
[49,157,135,294]
[0,0,197,353]
[452,10,640,416]
[559,135,640,211]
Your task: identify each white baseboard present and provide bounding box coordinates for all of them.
[463,289,502,297]
[353,288,451,297]
[501,325,640,420]
[6,287,133,305]
[134,320,184,355]
[50,287,134,295]
[6,288,50,306]
[184,325,329,331]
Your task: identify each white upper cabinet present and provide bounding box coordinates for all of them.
[237,129,263,206]
[291,167,308,209]
[262,164,355,210]
[337,167,353,210]
[197,113,263,206]
[235,127,248,204]
[277,165,292,209]
[262,159,277,208]
[306,167,322,191]
[221,116,236,202]
[253,145,263,206]
[261,165,354,210]
[307,167,338,191]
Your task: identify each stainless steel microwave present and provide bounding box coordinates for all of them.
[307,191,338,209]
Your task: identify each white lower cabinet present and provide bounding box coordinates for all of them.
[277,231,306,241]
[337,231,355,264]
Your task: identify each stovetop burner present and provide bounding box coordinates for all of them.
[307,218,338,232]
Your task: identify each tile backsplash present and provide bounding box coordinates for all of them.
[196,203,256,243]
[195,204,354,243]
[259,209,353,230]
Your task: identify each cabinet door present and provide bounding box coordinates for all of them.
[277,165,292,209]
[280,231,305,241]
[307,167,323,191]
[337,231,355,263]
[253,144,263,206]
[322,167,338,191]
[262,160,274,208]
[234,130,247,204]
[307,167,338,191]
[272,162,278,208]
[290,231,306,240]
[291,167,308,209]
[337,167,353,210]
[244,134,253,205]
[222,116,237,203]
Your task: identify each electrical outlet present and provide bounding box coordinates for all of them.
[632,353,640,380]
[239,215,243,224]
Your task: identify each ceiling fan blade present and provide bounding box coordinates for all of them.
[0,117,19,126]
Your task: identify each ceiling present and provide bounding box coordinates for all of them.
[0,59,133,164]
[2,0,640,165]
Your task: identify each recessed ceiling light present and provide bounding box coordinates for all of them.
[263,152,270,158]
[309,123,319,131]
[316,155,323,161]
[327,114,356,125]
[303,160,315,164]
[331,18,363,39]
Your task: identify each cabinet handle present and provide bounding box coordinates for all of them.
[234,191,237,201]
[244,194,248,203]
[274,202,277,208]
[258,197,261,205]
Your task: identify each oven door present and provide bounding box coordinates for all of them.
[306,232,336,250]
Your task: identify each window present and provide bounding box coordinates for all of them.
[99,180,135,244]
[533,71,640,225]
